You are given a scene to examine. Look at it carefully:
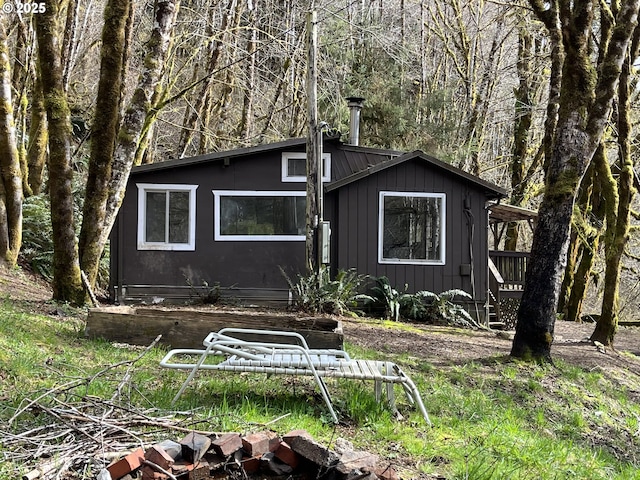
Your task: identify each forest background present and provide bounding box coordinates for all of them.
[0,0,639,357]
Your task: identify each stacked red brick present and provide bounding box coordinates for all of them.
[104,429,399,480]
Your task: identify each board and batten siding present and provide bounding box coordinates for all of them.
[327,157,489,302]
[111,140,501,306]
[113,148,309,303]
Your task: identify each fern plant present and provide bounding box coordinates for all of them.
[363,276,482,328]
[22,195,55,279]
[281,266,367,315]
[417,289,489,329]
[415,289,480,328]
[361,276,413,321]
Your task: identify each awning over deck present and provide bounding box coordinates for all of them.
[488,203,538,224]
[488,203,538,251]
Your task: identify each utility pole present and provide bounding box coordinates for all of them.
[305,9,319,277]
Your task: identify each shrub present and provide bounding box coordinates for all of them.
[21,195,55,280]
[414,289,484,329]
[361,276,411,321]
[281,266,367,315]
[185,276,223,305]
[364,276,483,328]
[22,193,110,291]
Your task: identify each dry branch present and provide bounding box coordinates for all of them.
[0,335,228,479]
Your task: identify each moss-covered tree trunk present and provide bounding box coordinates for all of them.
[34,4,84,304]
[11,18,30,198]
[511,0,640,362]
[591,26,640,346]
[565,152,605,323]
[558,160,597,317]
[27,73,47,196]
[76,0,177,289]
[557,227,579,317]
[95,0,178,273]
[0,18,23,267]
[78,0,131,288]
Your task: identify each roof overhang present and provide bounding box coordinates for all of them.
[488,203,538,224]
[132,137,309,173]
[325,150,507,199]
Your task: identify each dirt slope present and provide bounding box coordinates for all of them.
[3,264,640,379]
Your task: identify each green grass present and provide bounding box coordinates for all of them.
[1,299,640,479]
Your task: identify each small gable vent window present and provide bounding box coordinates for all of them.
[213,190,306,241]
[137,183,197,251]
[281,152,331,182]
[378,191,446,265]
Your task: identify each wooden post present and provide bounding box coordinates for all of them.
[305,10,319,276]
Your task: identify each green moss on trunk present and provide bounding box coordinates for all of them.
[78,0,131,287]
[0,21,23,267]
[27,74,47,196]
[591,38,638,346]
[35,3,84,305]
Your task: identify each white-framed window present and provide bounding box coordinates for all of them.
[213,190,306,241]
[137,183,197,251]
[378,191,446,265]
[281,152,331,182]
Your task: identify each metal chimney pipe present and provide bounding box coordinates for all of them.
[346,96,365,146]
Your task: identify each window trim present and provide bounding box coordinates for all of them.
[281,152,331,183]
[213,190,307,241]
[378,191,446,265]
[137,183,197,251]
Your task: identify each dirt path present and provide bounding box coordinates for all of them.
[342,318,640,377]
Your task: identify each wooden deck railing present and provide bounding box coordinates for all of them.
[488,251,529,327]
[489,250,529,297]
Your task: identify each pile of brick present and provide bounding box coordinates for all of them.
[99,429,399,480]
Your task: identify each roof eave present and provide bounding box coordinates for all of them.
[327,150,507,198]
[131,137,308,173]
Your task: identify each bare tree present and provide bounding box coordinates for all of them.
[504,17,545,251]
[237,1,257,144]
[177,0,238,157]
[424,0,511,174]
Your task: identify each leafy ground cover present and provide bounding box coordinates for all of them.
[1,267,640,479]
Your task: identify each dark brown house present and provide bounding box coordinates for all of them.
[109,136,507,318]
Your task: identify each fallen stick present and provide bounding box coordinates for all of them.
[9,335,162,426]
[87,334,162,384]
[81,270,100,308]
[8,378,86,426]
[45,404,145,446]
[142,460,178,480]
[127,419,222,436]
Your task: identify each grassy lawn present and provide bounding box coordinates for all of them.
[1,298,640,479]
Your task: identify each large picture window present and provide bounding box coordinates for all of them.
[213,190,306,241]
[378,191,445,264]
[281,152,331,182]
[137,184,197,250]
